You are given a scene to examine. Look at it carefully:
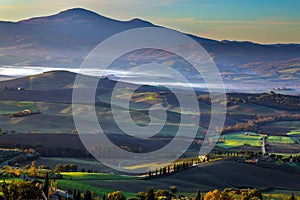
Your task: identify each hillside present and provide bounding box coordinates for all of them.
[0,70,118,90]
[0,8,300,89]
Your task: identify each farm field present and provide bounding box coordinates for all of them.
[29,160,300,196]
[217,132,263,148]
[217,132,299,152]
[226,103,288,115]
[28,157,110,173]
[267,136,297,144]
[260,121,300,135]
[287,129,300,136]
[57,172,136,198]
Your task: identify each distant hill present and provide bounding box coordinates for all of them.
[0,8,300,88]
[0,71,84,90]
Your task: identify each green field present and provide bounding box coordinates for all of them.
[287,129,300,136]
[58,172,136,197]
[267,136,297,144]
[217,132,298,149]
[0,101,39,115]
[217,132,263,148]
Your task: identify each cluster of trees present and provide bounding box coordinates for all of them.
[0,172,94,200]
[253,92,300,111]
[222,121,258,134]
[147,158,205,179]
[269,154,300,163]
[198,91,300,111]
[35,145,89,158]
[54,163,78,172]
[222,113,300,134]
[0,161,64,180]
[226,92,300,110]
[107,188,267,200]
[71,189,93,200]
[0,180,43,200]
[1,161,39,178]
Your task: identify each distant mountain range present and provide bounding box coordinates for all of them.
[0,8,299,91]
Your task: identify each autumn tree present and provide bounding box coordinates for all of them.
[204,189,232,200]
[29,161,36,177]
[241,189,262,200]
[108,191,126,200]
[54,164,63,172]
[0,180,43,199]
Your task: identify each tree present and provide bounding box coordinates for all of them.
[170,186,177,194]
[288,193,296,200]
[170,186,177,199]
[195,189,201,200]
[108,191,126,200]
[204,189,232,200]
[43,172,49,198]
[146,188,155,200]
[155,190,170,199]
[70,164,78,172]
[54,164,63,173]
[74,189,82,200]
[14,169,22,177]
[63,164,70,172]
[137,191,146,200]
[29,161,36,177]
[84,190,92,200]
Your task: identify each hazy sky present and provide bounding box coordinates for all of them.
[0,0,299,44]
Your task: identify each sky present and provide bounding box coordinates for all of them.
[0,0,299,44]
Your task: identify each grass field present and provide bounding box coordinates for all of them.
[287,129,300,136]
[260,121,300,135]
[57,173,136,198]
[217,132,263,148]
[0,101,39,115]
[267,136,297,144]
[217,132,298,149]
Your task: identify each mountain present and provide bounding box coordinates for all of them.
[0,8,300,89]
